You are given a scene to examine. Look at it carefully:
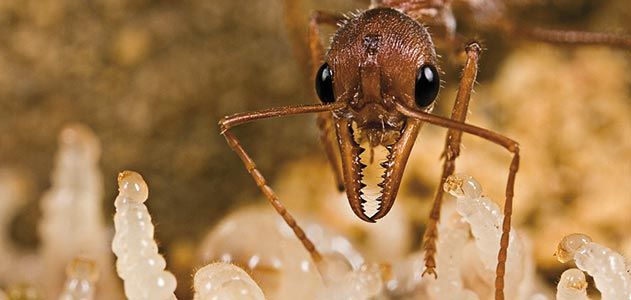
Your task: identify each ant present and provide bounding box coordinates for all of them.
[219,1,630,299]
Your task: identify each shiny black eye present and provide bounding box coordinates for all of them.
[315,63,335,103]
[415,64,440,107]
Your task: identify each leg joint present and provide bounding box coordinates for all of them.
[465,40,483,56]
[218,117,231,134]
[510,143,520,155]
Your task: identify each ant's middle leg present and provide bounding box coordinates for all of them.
[500,20,631,50]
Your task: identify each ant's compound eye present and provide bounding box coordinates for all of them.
[315,63,335,103]
[415,64,440,108]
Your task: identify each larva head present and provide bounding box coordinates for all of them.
[315,8,440,222]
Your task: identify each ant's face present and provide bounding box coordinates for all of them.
[320,8,440,115]
[315,8,441,222]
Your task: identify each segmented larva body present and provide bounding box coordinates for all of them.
[556,268,588,300]
[39,124,115,299]
[443,174,527,300]
[193,262,266,300]
[556,233,631,299]
[112,171,177,300]
[427,200,478,300]
[58,257,99,300]
[316,261,383,300]
[198,208,369,300]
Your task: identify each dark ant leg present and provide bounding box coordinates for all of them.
[282,0,310,74]
[395,102,519,300]
[497,21,631,50]
[309,11,347,191]
[452,0,631,50]
[316,113,345,191]
[308,11,344,67]
[422,42,481,278]
[219,102,345,266]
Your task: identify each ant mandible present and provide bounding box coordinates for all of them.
[219,1,630,299]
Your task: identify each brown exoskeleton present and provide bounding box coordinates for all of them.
[219,1,630,299]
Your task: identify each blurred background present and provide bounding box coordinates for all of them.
[0,0,629,298]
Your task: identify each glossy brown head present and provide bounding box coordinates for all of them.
[315,8,441,222]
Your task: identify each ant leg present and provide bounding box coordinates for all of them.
[395,102,520,300]
[500,21,631,50]
[281,2,344,77]
[308,10,344,72]
[422,42,481,278]
[454,0,630,50]
[316,112,345,191]
[219,102,345,267]
[309,10,347,191]
[281,0,310,74]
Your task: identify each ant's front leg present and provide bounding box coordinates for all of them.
[309,10,347,191]
[422,42,481,278]
[395,98,520,300]
[281,6,346,191]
